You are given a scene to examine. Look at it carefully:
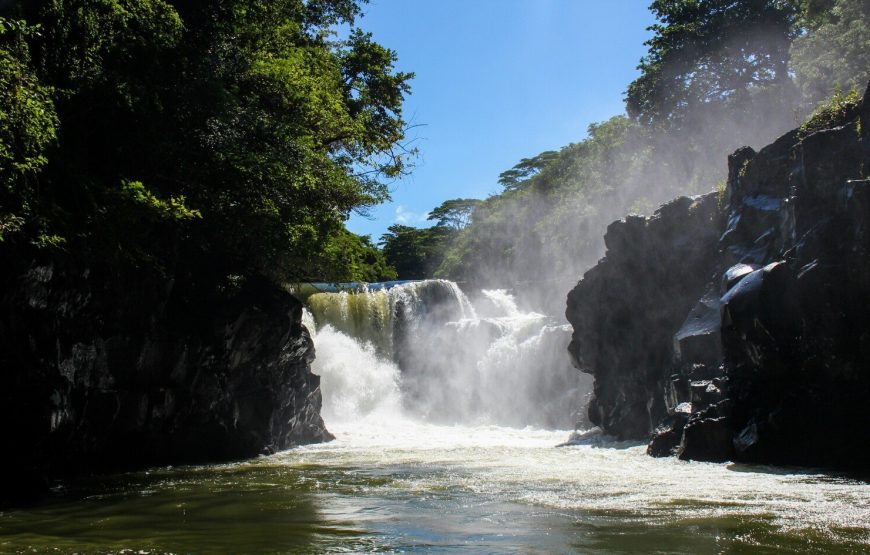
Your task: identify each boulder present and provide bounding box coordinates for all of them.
[648,413,689,457]
[679,416,734,462]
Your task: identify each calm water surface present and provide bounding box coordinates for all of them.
[1,420,868,554]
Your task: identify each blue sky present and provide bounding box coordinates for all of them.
[346,1,656,240]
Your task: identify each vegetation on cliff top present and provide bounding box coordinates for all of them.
[0,0,409,285]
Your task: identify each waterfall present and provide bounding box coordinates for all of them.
[305,279,475,358]
[306,317,403,424]
[303,280,591,429]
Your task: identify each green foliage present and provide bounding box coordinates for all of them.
[380,223,454,280]
[378,197,481,279]
[0,212,24,240]
[626,0,798,127]
[426,198,481,229]
[791,0,870,104]
[0,16,58,242]
[799,86,862,135]
[36,0,183,89]
[0,0,412,285]
[497,151,558,192]
[620,1,805,211]
[118,181,201,222]
[309,228,397,282]
[31,232,66,250]
[161,0,413,280]
[715,179,727,209]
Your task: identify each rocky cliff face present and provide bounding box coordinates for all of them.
[567,82,870,468]
[0,256,332,504]
[565,194,724,439]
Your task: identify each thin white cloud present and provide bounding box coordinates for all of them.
[394,205,428,225]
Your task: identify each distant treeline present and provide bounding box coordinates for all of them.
[0,0,409,285]
[382,0,870,303]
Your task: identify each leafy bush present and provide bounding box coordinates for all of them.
[799,87,862,136]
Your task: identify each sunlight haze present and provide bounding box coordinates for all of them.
[346,0,655,239]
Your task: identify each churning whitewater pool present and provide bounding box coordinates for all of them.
[1,420,869,554]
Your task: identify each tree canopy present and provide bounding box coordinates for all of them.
[791,0,870,102]
[426,198,481,229]
[497,151,559,192]
[0,0,411,284]
[625,0,799,127]
[379,223,454,280]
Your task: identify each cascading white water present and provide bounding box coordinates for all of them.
[475,288,523,318]
[306,318,403,424]
[304,280,591,429]
[403,287,591,428]
[454,300,587,427]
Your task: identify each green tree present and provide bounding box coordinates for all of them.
[426,198,481,229]
[308,229,397,282]
[379,223,453,280]
[0,17,58,242]
[497,151,558,192]
[0,0,413,285]
[626,0,799,127]
[791,0,870,103]
[620,0,807,214]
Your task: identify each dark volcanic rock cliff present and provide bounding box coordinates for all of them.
[0,256,332,504]
[567,83,870,469]
[566,194,724,439]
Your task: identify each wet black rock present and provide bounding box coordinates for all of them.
[565,194,723,440]
[679,415,733,462]
[647,413,688,457]
[710,85,870,468]
[0,256,332,504]
[568,81,870,469]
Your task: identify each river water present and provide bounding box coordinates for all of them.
[2,421,868,553]
[1,282,868,553]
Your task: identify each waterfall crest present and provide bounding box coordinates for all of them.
[306,279,475,357]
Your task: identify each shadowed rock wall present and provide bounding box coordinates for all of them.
[567,82,870,468]
[0,256,332,504]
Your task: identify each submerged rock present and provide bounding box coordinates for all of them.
[556,426,605,447]
[0,257,332,504]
